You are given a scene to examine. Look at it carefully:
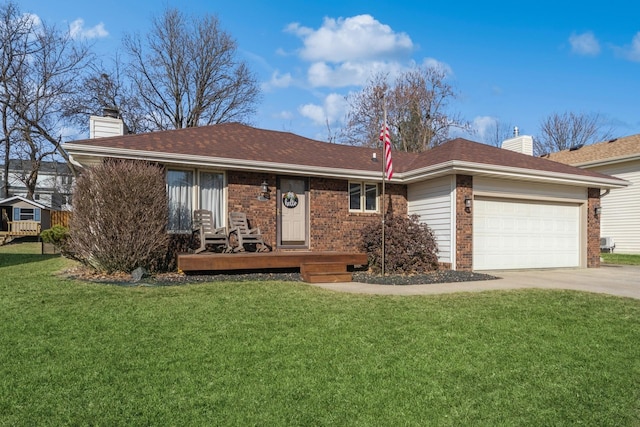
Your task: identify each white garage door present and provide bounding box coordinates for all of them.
[473,198,580,270]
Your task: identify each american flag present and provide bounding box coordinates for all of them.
[379,124,394,180]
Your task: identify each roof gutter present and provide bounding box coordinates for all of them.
[400,160,629,189]
[64,144,384,181]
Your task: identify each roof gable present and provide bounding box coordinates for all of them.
[0,195,47,209]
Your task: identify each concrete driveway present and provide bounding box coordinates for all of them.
[312,264,640,299]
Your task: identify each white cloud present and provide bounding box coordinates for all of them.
[273,110,294,120]
[262,71,294,91]
[299,103,325,125]
[287,14,413,63]
[69,19,108,39]
[472,116,496,141]
[299,92,348,126]
[421,57,454,77]
[24,13,42,28]
[307,60,406,88]
[618,31,640,62]
[569,31,600,56]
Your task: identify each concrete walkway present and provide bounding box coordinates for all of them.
[311,264,640,299]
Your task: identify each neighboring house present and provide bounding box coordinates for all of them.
[0,195,51,244]
[62,119,628,271]
[0,159,74,211]
[546,134,640,254]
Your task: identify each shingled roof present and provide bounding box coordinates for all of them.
[545,134,640,166]
[63,122,627,188]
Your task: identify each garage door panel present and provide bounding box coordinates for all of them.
[474,199,580,270]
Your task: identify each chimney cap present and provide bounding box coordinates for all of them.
[102,107,120,119]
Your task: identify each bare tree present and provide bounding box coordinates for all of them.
[0,1,92,200]
[0,1,35,197]
[123,8,260,130]
[341,73,388,148]
[483,119,515,147]
[66,56,150,134]
[342,65,470,152]
[535,111,613,155]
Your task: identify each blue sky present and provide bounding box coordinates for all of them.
[16,0,640,143]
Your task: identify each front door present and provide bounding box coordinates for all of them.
[278,177,308,248]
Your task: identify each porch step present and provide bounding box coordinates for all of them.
[300,262,352,283]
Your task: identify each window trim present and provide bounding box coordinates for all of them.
[348,181,379,213]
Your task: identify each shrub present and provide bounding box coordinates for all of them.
[361,214,439,274]
[40,225,70,251]
[68,159,171,273]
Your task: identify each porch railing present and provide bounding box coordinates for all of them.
[6,221,41,236]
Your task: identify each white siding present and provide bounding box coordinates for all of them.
[474,177,587,201]
[90,116,125,139]
[407,176,454,265]
[591,159,640,254]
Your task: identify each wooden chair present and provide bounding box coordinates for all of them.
[228,212,269,252]
[192,209,230,253]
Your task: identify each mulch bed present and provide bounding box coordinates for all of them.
[61,265,498,287]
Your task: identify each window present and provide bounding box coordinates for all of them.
[167,169,194,232]
[13,207,40,221]
[199,171,225,228]
[166,169,225,232]
[349,182,378,212]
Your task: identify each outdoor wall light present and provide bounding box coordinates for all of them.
[464,195,472,210]
[595,205,602,217]
[258,180,270,201]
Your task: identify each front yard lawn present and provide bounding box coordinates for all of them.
[1,249,639,425]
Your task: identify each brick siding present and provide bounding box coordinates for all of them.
[455,175,473,271]
[587,187,601,268]
[226,171,407,252]
[309,178,407,251]
[227,171,278,250]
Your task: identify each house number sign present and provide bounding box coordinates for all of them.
[282,191,299,209]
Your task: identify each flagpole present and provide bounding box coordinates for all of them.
[381,107,387,277]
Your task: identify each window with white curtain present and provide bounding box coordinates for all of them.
[167,169,193,232]
[199,171,224,228]
[167,169,225,232]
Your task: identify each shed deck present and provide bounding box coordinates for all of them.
[177,251,369,282]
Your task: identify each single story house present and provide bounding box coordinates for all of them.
[0,195,50,244]
[545,134,640,254]
[62,120,628,271]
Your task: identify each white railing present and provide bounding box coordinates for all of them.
[7,221,41,235]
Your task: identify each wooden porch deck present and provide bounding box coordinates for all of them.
[177,251,369,283]
[1,221,41,245]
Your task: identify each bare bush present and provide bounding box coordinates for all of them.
[69,160,170,273]
[361,214,439,274]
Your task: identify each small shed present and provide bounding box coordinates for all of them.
[0,196,50,244]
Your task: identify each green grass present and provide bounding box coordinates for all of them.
[1,246,639,425]
[601,252,640,265]
[0,240,42,255]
